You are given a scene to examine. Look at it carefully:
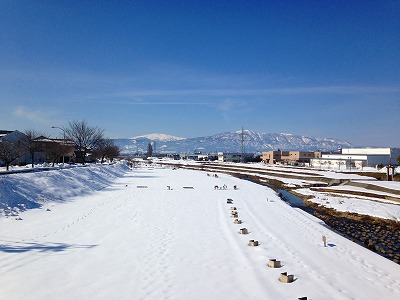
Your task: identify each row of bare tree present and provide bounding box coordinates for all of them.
[0,121,120,170]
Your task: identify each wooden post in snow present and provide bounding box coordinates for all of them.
[322,235,327,247]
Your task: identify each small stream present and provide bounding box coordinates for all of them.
[240,177,311,211]
[277,189,306,208]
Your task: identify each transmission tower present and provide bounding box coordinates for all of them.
[240,127,248,163]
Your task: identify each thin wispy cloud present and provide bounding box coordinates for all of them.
[86,85,400,100]
[13,105,57,126]
[2,66,398,103]
[216,99,249,124]
[83,98,214,105]
[0,68,136,86]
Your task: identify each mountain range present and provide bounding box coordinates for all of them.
[114,130,353,155]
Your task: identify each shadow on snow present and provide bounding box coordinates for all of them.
[0,240,97,253]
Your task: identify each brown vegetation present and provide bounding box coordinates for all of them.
[304,200,400,229]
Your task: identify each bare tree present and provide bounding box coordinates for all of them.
[45,141,65,167]
[64,120,104,165]
[23,129,45,168]
[93,138,113,163]
[93,138,120,163]
[105,145,120,162]
[0,140,25,171]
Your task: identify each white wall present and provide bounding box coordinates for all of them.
[342,148,391,155]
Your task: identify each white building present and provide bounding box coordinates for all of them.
[218,152,243,163]
[310,148,400,170]
[0,130,31,165]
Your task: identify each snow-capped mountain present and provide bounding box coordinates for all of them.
[131,133,185,142]
[114,130,353,155]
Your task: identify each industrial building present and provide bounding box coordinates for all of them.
[261,150,322,165]
[310,148,400,170]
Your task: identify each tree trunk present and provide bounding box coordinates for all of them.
[81,150,86,165]
[31,153,35,168]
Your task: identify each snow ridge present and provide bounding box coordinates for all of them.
[131,133,185,141]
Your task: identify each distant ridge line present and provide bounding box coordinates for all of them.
[114,130,353,155]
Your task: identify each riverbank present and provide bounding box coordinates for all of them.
[249,178,400,265]
[1,165,399,299]
[157,160,400,264]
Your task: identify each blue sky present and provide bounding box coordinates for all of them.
[1,0,399,147]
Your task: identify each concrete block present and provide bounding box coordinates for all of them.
[279,272,294,283]
[268,259,282,268]
[248,240,259,246]
[239,228,248,234]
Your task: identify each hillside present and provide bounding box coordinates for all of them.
[115,130,353,155]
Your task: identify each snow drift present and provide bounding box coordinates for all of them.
[0,162,130,216]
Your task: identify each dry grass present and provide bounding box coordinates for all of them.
[304,200,400,229]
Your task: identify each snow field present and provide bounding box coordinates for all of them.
[170,160,400,221]
[297,187,400,221]
[0,166,399,299]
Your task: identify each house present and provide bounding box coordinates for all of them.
[0,130,26,143]
[33,136,76,164]
[0,130,30,165]
[0,131,77,166]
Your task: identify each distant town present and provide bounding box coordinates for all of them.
[1,127,399,179]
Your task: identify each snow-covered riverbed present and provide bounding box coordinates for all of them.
[0,164,399,299]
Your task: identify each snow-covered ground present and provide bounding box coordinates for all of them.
[297,187,400,221]
[162,160,400,220]
[166,160,380,187]
[0,163,130,215]
[355,180,400,190]
[0,164,399,299]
